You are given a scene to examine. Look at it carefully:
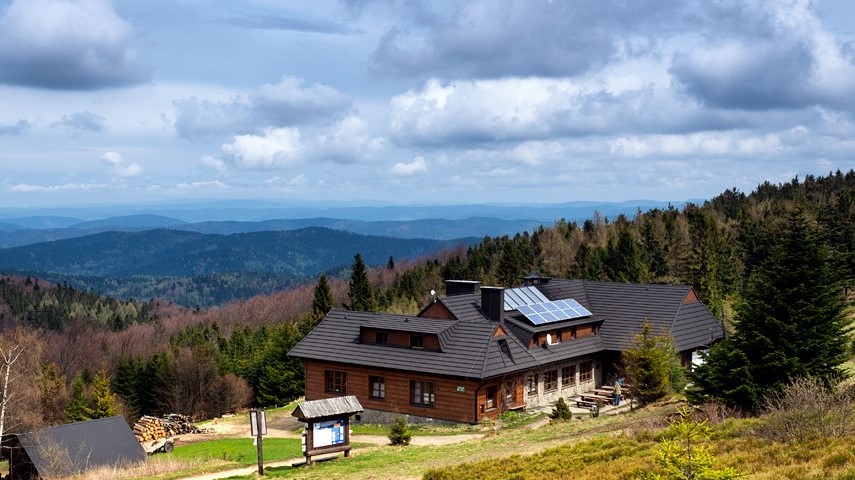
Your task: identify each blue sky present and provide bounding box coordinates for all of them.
[1,0,853,208]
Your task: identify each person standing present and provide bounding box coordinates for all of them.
[613,380,622,406]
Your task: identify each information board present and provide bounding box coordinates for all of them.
[312,419,346,448]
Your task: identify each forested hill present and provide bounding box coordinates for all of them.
[0,227,465,277]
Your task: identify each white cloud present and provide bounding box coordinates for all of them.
[200,155,227,172]
[101,151,143,177]
[0,0,148,89]
[391,156,427,176]
[221,128,304,169]
[219,116,384,169]
[313,116,385,163]
[11,182,108,192]
[176,180,227,189]
[173,76,352,138]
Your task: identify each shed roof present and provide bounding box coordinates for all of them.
[15,416,145,477]
[292,395,364,420]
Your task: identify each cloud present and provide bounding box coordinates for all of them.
[176,180,226,189]
[0,0,149,90]
[10,182,108,192]
[391,156,427,176]
[221,128,304,169]
[0,120,30,135]
[101,151,143,177]
[670,1,855,111]
[227,14,364,35]
[219,116,384,169]
[199,156,227,172]
[173,76,351,138]
[368,0,680,79]
[54,111,106,132]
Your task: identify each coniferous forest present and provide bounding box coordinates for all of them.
[0,170,852,432]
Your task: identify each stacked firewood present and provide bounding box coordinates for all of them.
[133,414,204,442]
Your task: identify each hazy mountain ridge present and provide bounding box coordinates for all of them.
[0,199,683,247]
[0,227,467,278]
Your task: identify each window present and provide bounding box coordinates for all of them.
[410,335,424,349]
[579,361,592,383]
[561,365,576,387]
[526,373,538,396]
[544,370,558,391]
[369,376,385,399]
[325,370,347,394]
[486,385,497,410]
[375,331,389,345]
[410,380,435,406]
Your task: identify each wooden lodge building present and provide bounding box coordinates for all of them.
[288,277,724,424]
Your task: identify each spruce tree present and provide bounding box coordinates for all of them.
[311,274,334,318]
[65,376,93,422]
[622,322,675,404]
[90,368,121,419]
[346,253,376,312]
[693,209,848,410]
[733,210,847,398]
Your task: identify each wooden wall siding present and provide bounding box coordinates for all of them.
[576,324,594,338]
[683,290,698,304]
[359,328,441,351]
[305,360,480,423]
[529,322,599,348]
[419,302,457,320]
[475,376,525,421]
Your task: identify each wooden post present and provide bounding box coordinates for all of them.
[251,408,266,476]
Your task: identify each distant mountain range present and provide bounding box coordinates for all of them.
[0,227,466,278]
[0,199,686,247]
[0,227,471,307]
[0,199,688,306]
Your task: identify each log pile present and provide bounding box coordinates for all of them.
[133,414,204,442]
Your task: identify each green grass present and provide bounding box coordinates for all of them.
[350,422,482,436]
[172,438,303,466]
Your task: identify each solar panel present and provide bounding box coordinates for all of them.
[503,286,549,311]
[516,298,592,325]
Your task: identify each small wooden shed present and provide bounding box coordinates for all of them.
[1,416,146,479]
[291,395,363,464]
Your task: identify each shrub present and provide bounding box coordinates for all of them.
[757,376,855,443]
[549,398,573,421]
[388,415,412,446]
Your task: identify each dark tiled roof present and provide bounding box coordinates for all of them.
[16,416,145,477]
[289,279,724,381]
[361,316,455,335]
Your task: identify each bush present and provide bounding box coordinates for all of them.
[757,377,855,443]
[388,415,412,446]
[549,398,573,421]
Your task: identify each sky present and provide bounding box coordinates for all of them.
[1,0,854,208]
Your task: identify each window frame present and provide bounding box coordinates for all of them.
[375,331,389,345]
[579,361,593,383]
[526,373,538,396]
[410,334,424,349]
[544,369,558,392]
[324,370,347,395]
[369,375,386,400]
[561,365,577,387]
[410,380,436,407]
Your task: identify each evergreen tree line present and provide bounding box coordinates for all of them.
[0,277,156,331]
